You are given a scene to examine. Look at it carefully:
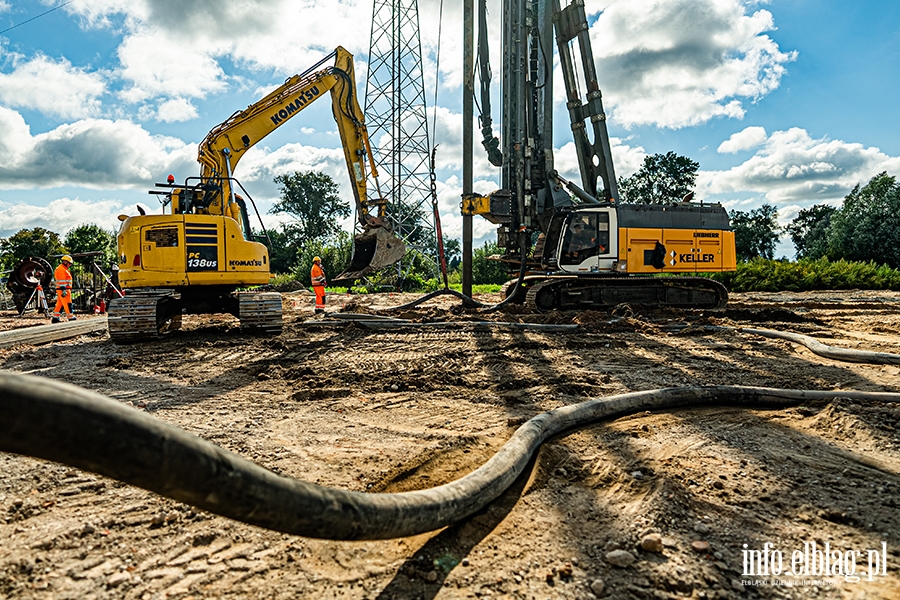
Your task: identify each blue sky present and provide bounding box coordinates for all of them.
[1,0,898,259]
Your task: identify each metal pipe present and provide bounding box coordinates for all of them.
[462,0,475,297]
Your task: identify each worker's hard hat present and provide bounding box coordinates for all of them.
[61,254,73,263]
[313,256,322,263]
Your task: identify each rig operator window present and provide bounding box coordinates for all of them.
[561,213,610,265]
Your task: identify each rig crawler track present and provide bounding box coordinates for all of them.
[519,275,729,311]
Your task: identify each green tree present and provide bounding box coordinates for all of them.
[271,170,350,245]
[786,204,836,260]
[64,224,117,268]
[443,237,461,270]
[0,227,66,271]
[618,151,700,204]
[826,172,900,268]
[472,241,510,285]
[293,231,353,286]
[257,226,300,274]
[731,204,782,261]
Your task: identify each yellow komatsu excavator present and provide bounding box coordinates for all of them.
[109,47,405,341]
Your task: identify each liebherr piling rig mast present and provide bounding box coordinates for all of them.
[463,0,736,311]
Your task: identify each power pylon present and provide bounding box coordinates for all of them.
[365,0,438,283]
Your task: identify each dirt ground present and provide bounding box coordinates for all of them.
[1,288,900,599]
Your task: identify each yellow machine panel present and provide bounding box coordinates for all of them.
[622,227,736,274]
[117,215,270,289]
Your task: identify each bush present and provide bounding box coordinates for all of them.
[708,257,900,292]
[472,241,510,285]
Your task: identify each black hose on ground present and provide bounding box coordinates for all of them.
[477,233,531,314]
[304,314,578,332]
[381,287,486,311]
[740,327,900,365]
[2,371,898,540]
[380,232,530,314]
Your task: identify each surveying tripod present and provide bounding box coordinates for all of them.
[20,282,50,318]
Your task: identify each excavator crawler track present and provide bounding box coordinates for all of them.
[107,289,179,342]
[108,290,282,342]
[524,275,728,312]
[237,292,283,334]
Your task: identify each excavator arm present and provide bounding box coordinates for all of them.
[182,46,403,280]
[196,47,386,229]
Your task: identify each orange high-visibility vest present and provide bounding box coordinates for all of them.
[54,264,73,290]
[311,263,326,287]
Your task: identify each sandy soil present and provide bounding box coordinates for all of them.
[1,289,900,599]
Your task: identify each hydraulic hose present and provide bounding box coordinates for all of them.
[741,327,900,365]
[384,287,486,311]
[379,242,527,313]
[477,238,530,314]
[2,371,898,540]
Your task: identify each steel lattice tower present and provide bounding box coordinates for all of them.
[365,0,438,280]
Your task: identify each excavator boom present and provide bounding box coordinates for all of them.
[110,47,405,341]
[195,46,404,277]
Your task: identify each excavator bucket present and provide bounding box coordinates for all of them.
[334,226,406,282]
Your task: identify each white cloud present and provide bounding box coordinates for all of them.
[0,1,11,14]
[0,55,106,119]
[590,0,796,129]
[0,109,196,189]
[116,31,226,103]
[64,0,372,106]
[554,138,647,195]
[62,0,149,29]
[699,128,900,204]
[554,137,647,180]
[718,126,768,153]
[154,98,198,123]
[0,197,133,238]
[231,143,352,208]
[0,106,34,158]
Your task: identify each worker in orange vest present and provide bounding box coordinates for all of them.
[310,256,326,314]
[51,254,76,323]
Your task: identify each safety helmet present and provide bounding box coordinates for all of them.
[313,256,322,263]
[61,254,73,263]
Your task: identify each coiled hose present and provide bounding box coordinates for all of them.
[2,370,897,540]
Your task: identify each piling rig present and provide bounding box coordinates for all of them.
[462,0,736,311]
